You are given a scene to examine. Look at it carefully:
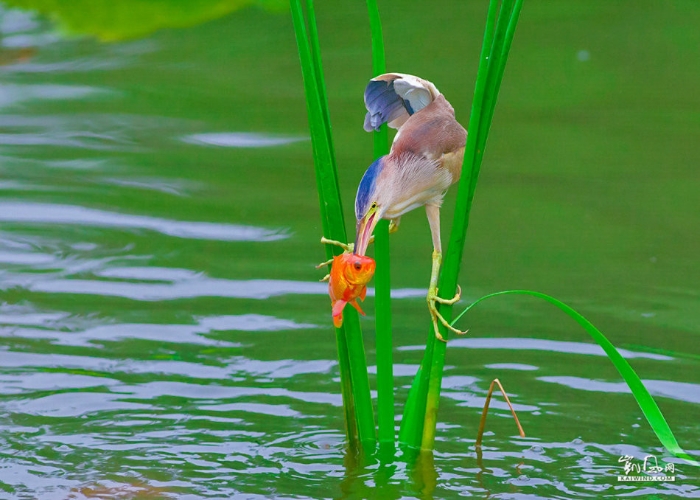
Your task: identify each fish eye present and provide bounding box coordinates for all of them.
[353,261,362,271]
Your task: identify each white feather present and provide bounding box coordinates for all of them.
[393,76,434,113]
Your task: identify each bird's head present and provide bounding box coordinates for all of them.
[354,157,386,256]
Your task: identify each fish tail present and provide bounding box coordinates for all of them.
[332,300,347,327]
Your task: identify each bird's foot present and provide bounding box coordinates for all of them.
[317,237,354,269]
[388,219,400,234]
[427,285,467,342]
[317,237,354,271]
[426,249,467,342]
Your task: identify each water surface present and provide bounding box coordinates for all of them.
[0,1,698,498]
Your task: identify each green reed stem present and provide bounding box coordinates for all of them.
[399,0,500,451]
[452,290,700,467]
[366,0,394,450]
[290,0,376,452]
[305,0,339,182]
[399,0,523,451]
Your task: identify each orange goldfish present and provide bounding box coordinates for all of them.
[328,253,376,327]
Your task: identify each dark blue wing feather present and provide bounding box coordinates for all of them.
[363,79,413,132]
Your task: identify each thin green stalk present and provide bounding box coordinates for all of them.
[305,0,340,185]
[398,0,523,451]
[290,0,376,452]
[452,290,700,467]
[374,219,393,448]
[472,0,523,192]
[290,0,356,444]
[420,0,523,452]
[399,0,499,449]
[366,0,394,450]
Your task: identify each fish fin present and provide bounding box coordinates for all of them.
[332,300,347,327]
[359,286,367,301]
[349,299,366,316]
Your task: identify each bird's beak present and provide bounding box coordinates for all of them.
[355,206,379,256]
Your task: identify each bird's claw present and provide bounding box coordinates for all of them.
[432,284,462,305]
[316,258,334,269]
[388,220,400,234]
[317,237,354,269]
[427,285,467,342]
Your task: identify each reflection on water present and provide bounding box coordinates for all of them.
[0,0,698,498]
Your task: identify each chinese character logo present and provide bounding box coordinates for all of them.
[619,455,640,475]
[617,454,676,482]
[643,455,663,474]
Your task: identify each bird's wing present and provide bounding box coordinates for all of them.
[390,95,466,163]
[363,73,440,132]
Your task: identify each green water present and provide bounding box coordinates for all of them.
[0,0,698,498]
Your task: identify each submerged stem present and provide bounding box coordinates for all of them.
[366,0,394,449]
[290,0,376,453]
[399,0,524,452]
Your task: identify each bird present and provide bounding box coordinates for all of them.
[354,72,468,341]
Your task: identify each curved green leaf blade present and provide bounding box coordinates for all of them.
[452,290,700,467]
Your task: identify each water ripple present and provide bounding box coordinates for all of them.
[0,349,337,388]
[6,275,429,301]
[2,263,428,300]
[103,176,196,196]
[0,372,119,394]
[5,392,151,417]
[0,83,103,109]
[0,311,314,346]
[200,403,302,417]
[538,376,700,405]
[0,201,288,241]
[400,337,674,361]
[182,132,307,148]
[485,363,539,371]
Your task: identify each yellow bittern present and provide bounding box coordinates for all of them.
[353,72,467,341]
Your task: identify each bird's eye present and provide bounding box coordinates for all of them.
[353,261,362,271]
[371,202,377,209]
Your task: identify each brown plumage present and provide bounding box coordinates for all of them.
[356,73,466,255]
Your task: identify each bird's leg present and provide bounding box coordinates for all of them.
[425,205,466,342]
[426,250,465,341]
